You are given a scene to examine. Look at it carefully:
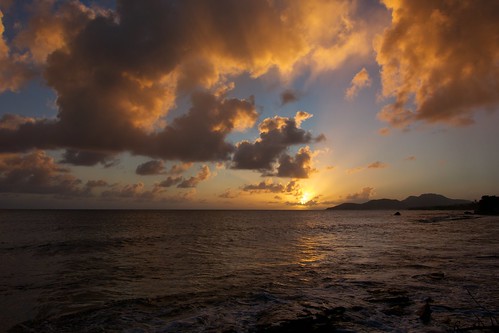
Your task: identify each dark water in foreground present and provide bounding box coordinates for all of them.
[0,210,498,332]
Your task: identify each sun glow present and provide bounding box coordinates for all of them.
[300,191,313,205]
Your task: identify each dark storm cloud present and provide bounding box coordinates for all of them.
[0,91,258,163]
[276,147,315,178]
[232,112,323,176]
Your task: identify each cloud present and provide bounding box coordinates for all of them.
[405,156,416,161]
[101,182,163,201]
[219,188,238,199]
[0,91,258,163]
[157,176,182,188]
[0,150,82,195]
[167,162,193,175]
[85,179,109,188]
[0,114,35,130]
[177,165,211,188]
[276,146,316,178]
[345,67,371,100]
[345,166,364,175]
[136,160,165,175]
[378,127,390,136]
[0,0,368,168]
[346,161,388,174]
[61,149,118,167]
[242,180,285,193]
[346,187,374,201]
[280,89,299,105]
[367,161,388,169]
[232,112,323,176]
[0,10,34,92]
[376,0,499,129]
[242,179,301,195]
[12,0,103,64]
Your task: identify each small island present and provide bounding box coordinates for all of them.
[326,193,472,211]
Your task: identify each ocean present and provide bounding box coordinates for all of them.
[1,210,498,332]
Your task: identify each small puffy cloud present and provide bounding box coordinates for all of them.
[346,187,374,201]
[136,160,165,175]
[345,67,371,100]
[156,164,210,188]
[405,156,416,161]
[367,161,388,169]
[378,127,390,136]
[167,162,192,175]
[242,180,285,193]
[280,89,299,106]
[158,176,182,188]
[177,165,211,188]
[85,179,109,188]
[376,0,499,129]
[242,179,301,195]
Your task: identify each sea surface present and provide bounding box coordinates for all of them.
[0,210,498,332]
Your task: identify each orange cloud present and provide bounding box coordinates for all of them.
[0,10,33,92]
[345,67,371,100]
[376,0,499,129]
[0,1,364,177]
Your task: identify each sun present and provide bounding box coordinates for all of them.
[300,191,313,205]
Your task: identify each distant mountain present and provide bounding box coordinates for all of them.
[327,193,471,210]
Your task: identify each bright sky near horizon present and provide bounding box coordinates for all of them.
[0,0,498,209]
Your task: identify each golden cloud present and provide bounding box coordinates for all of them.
[376,0,499,128]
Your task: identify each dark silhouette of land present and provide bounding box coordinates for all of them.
[475,195,499,215]
[327,193,472,210]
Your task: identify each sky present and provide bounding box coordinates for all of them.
[0,0,498,209]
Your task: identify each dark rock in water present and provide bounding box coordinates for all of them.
[417,297,433,324]
[394,212,401,216]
